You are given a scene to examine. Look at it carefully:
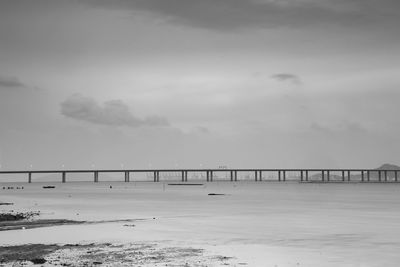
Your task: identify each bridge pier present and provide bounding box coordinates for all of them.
[322,170,325,182]
[367,170,370,182]
[62,172,66,183]
[378,171,382,182]
[347,170,351,182]
[278,171,281,182]
[361,171,364,182]
[124,171,130,182]
[235,171,238,181]
[327,170,330,182]
[28,172,32,183]
[395,171,398,182]
[230,171,233,182]
[384,170,388,182]
[259,171,262,181]
[305,170,309,181]
[94,171,99,183]
[255,171,258,181]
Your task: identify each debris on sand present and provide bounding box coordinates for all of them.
[0,202,13,206]
[0,211,40,222]
[0,244,59,264]
[30,258,47,264]
[208,193,226,196]
[43,185,56,189]
[0,242,236,266]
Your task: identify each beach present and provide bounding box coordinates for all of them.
[1,181,400,266]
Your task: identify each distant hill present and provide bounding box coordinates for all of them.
[307,164,400,181]
[375,164,400,170]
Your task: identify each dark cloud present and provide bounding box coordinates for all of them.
[86,0,400,31]
[60,94,169,127]
[271,73,301,84]
[0,75,25,88]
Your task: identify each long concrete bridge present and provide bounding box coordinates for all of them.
[0,168,399,183]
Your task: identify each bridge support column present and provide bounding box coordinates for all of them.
[347,170,351,182]
[300,170,303,182]
[259,171,262,181]
[181,171,185,182]
[327,170,330,182]
[230,171,233,182]
[283,171,286,181]
[378,171,381,182]
[305,170,309,182]
[235,171,238,181]
[94,171,98,183]
[384,170,388,182]
[322,171,325,182]
[278,171,281,182]
[342,171,345,182]
[125,171,130,182]
[28,172,32,183]
[361,171,364,182]
[255,171,258,182]
[210,171,213,182]
[396,171,398,182]
[62,172,66,183]
[185,171,188,182]
[367,170,370,182]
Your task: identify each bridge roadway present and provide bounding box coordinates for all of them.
[0,169,398,183]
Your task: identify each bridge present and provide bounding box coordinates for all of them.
[0,168,399,183]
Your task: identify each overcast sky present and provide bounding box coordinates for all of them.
[1,0,400,170]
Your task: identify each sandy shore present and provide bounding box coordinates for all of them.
[1,181,400,266]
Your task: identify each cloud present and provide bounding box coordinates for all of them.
[271,73,301,84]
[85,0,400,31]
[0,75,25,89]
[60,94,169,127]
[310,121,367,134]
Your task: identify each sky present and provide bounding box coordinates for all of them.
[0,0,400,170]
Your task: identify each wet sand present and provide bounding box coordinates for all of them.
[1,181,400,266]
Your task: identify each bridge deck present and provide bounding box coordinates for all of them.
[0,169,398,183]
